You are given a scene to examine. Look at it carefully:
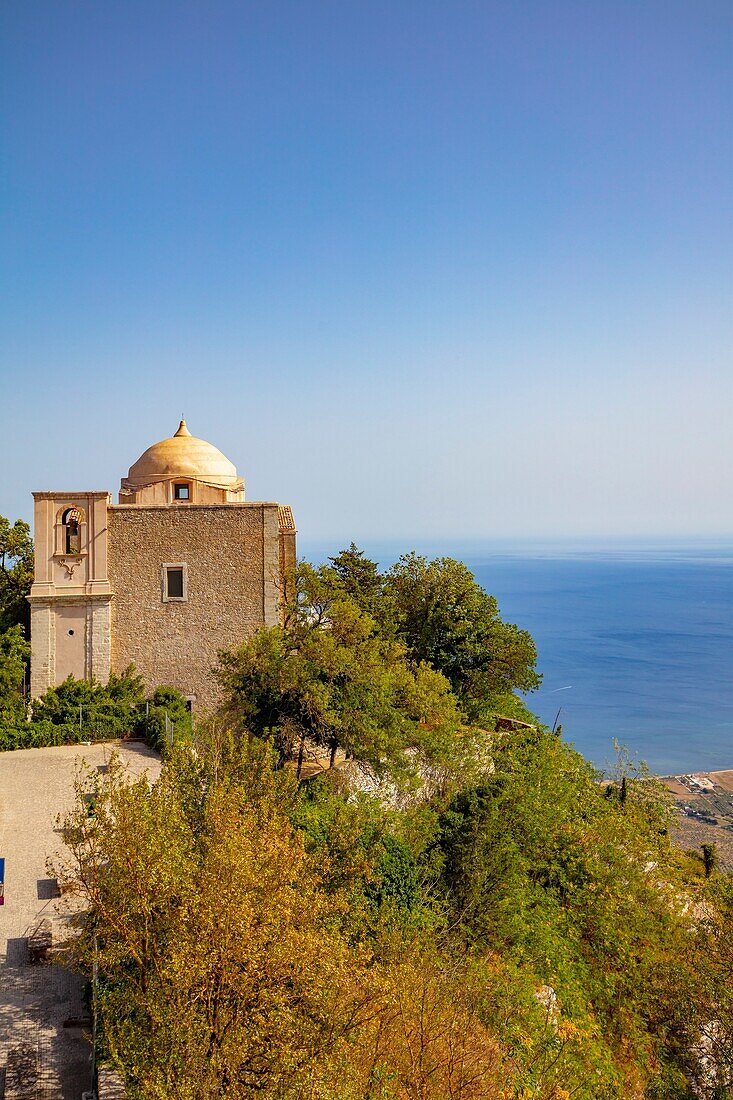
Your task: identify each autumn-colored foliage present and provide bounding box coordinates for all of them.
[54,550,733,1098]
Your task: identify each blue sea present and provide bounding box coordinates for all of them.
[302,541,733,775]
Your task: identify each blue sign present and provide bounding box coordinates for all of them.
[0,857,4,905]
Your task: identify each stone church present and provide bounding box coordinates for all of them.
[28,421,297,712]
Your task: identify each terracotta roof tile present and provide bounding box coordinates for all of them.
[278,505,296,532]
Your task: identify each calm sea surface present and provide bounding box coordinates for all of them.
[303,541,733,775]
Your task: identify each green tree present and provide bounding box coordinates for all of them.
[327,543,385,619]
[429,725,702,1098]
[384,553,541,720]
[702,842,718,878]
[0,624,30,724]
[0,515,33,632]
[692,875,733,1097]
[435,782,526,943]
[216,563,462,778]
[106,664,146,709]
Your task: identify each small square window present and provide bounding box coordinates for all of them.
[174,483,190,501]
[162,564,187,601]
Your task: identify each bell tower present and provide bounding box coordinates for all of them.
[27,491,112,697]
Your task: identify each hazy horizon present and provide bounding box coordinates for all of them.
[297,534,733,566]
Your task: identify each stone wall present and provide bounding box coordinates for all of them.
[29,596,111,697]
[29,600,53,699]
[107,503,284,713]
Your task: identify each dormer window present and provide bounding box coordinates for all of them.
[61,507,84,555]
[173,482,191,501]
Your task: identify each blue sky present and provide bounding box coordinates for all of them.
[1,1,731,545]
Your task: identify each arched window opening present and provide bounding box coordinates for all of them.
[61,507,84,555]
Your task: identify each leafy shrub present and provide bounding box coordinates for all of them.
[139,686,191,755]
[0,667,190,754]
[366,833,421,912]
[0,720,85,751]
[31,667,144,732]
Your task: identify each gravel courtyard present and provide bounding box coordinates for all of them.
[0,742,161,1099]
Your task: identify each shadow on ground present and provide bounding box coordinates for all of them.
[5,937,28,968]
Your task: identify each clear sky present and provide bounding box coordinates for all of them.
[1,1,731,544]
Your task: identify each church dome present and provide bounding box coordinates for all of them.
[125,421,241,490]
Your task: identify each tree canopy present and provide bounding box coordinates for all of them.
[384,552,541,719]
[0,514,33,632]
[0,624,29,724]
[276,546,541,724]
[55,724,733,1099]
[0,513,34,725]
[23,539,733,1097]
[216,561,462,777]
[327,542,385,619]
[57,743,509,1100]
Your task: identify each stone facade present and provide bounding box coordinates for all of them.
[107,502,284,712]
[29,423,296,713]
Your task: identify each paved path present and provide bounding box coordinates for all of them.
[0,742,160,1099]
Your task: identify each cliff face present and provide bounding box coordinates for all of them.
[338,733,495,809]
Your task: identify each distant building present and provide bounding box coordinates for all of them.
[28,421,297,712]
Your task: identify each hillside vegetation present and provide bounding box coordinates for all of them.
[44,547,733,1098]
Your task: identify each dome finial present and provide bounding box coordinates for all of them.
[174,419,191,438]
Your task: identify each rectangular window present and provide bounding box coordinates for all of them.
[174,483,190,500]
[162,564,187,601]
[166,568,184,598]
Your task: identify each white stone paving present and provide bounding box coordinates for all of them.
[0,742,160,1099]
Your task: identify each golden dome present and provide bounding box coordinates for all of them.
[125,420,241,490]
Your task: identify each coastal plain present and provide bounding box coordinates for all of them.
[661,770,733,869]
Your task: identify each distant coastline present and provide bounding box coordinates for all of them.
[659,768,733,790]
